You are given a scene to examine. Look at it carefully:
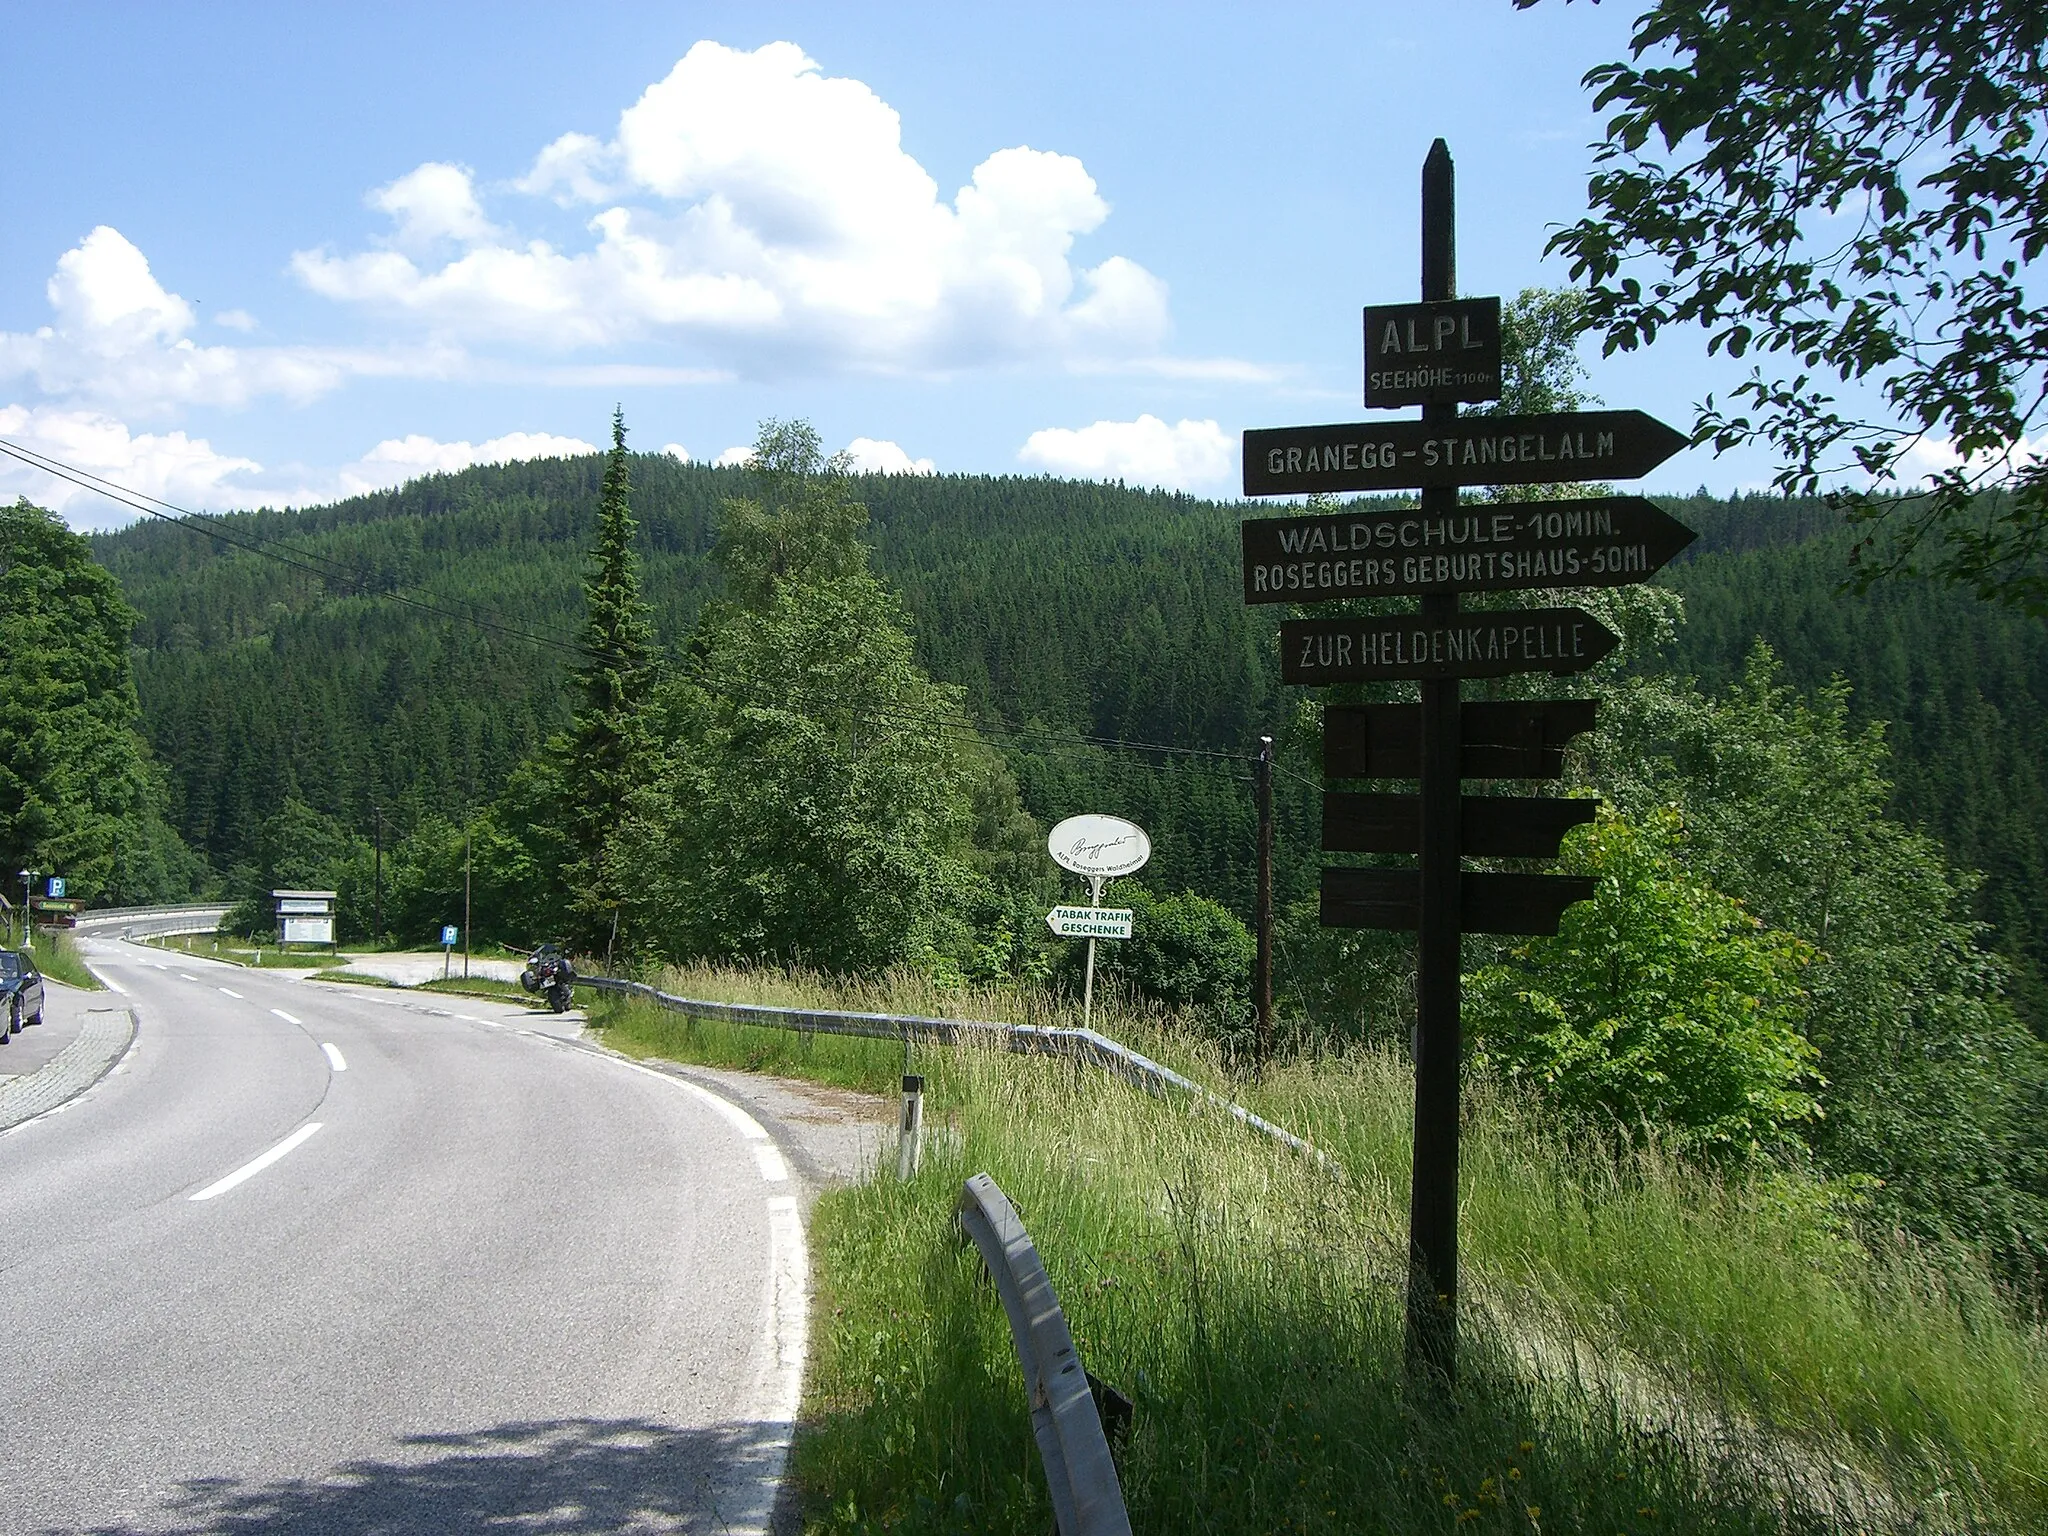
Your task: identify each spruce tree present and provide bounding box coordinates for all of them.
[564,410,655,954]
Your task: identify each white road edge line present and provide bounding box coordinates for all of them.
[188,1123,324,1202]
[89,967,126,994]
[271,1008,302,1025]
[732,1193,810,1536]
[219,987,243,999]
[321,1042,347,1071]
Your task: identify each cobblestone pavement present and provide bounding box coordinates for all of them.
[0,991,135,1132]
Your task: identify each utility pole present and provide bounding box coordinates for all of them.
[1255,734,1275,1058]
[373,805,384,943]
[463,822,473,981]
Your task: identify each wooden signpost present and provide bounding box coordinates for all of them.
[1239,139,1696,1384]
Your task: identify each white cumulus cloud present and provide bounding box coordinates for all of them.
[1892,429,2048,483]
[843,437,934,475]
[1018,415,1234,492]
[0,226,449,416]
[662,442,691,461]
[331,430,598,497]
[368,162,501,252]
[0,404,599,527]
[713,445,755,467]
[290,40,1230,377]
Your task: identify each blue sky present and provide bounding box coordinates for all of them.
[4,1,1788,528]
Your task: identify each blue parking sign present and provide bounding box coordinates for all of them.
[47,877,65,898]
[441,924,458,946]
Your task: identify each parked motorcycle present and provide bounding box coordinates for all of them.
[519,943,577,1013]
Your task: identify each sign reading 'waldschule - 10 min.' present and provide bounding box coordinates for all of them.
[1240,494,1696,604]
[1241,410,1688,497]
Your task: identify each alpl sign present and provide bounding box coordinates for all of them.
[1238,138,1698,1386]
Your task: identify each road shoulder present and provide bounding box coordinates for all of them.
[570,1034,891,1210]
[0,980,136,1132]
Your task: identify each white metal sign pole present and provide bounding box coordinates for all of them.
[1082,874,1103,1029]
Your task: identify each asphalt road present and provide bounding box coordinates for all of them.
[0,937,805,1535]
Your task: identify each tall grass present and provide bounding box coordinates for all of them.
[588,971,2048,1533]
[32,930,102,990]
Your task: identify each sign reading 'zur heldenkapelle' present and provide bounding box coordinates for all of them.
[1362,297,1501,408]
[1281,608,1619,684]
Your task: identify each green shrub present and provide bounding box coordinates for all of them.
[1068,884,1254,1033]
[1467,807,1819,1160]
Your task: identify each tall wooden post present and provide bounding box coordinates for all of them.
[1255,734,1275,1058]
[372,805,384,942]
[1407,137,1463,1382]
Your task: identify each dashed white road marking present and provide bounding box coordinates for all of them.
[754,1144,790,1182]
[219,987,243,999]
[321,1042,347,1071]
[271,1008,301,1025]
[179,974,198,982]
[189,1123,323,1202]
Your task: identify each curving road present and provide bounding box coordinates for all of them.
[0,937,805,1535]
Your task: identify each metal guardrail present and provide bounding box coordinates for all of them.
[957,1173,1132,1536]
[72,903,231,940]
[580,976,1318,1159]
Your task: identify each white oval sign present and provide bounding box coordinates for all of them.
[1047,815,1151,879]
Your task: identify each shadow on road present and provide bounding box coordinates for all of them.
[63,1417,792,1535]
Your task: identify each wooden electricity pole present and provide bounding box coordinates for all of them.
[1255,734,1275,1059]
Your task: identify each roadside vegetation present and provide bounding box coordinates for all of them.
[591,979,2047,1534]
[143,933,345,969]
[31,930,102,990]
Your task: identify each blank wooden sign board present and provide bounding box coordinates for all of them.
[1239,140,1695,1385]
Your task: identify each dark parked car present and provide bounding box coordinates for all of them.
[1,949,45,1039]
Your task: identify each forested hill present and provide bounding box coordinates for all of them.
[92,456,2048,1019]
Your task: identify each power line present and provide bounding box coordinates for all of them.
[0,437,604,660]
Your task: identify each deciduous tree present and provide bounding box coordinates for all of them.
[1526,0,2048,610]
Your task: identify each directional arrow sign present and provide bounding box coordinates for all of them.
[1046,905,1134,939]
[1324,700,1598,780]
[1241,495,1695,604]
[1242,410,1688,497]
[1282,607,1618,684]
[1320,868,1598,937]
[1323,792,1598,859]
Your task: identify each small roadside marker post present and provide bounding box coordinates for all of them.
[898,1073,926,1179]
[1239,139,1695,1386]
